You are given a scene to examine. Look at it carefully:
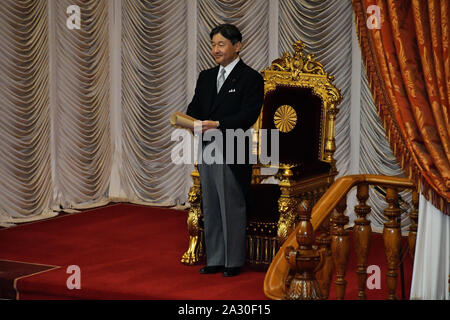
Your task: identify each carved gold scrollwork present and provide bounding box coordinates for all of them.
[268,40,326,77]
[277,196,299,245]
[181,167,204,265]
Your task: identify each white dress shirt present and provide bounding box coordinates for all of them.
[217,57,240,84]
[214,57,240,128]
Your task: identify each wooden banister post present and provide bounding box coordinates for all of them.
[284,200,324,300]
[408,190,419,259]
[353,183,372,299]
[383,187,402,300]
[315,226,333,299]
[331,196,349,300]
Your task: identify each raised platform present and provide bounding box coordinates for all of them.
[0,203,412,300]
[0,204,266,300]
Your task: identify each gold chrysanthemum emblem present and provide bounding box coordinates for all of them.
[274,105,297,133]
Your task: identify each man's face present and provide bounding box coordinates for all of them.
[211,33,241,67]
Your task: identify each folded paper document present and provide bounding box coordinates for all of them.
[170,112,198,130]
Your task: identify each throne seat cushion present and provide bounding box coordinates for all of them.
[247,183,281,223]
[294,161,332,180]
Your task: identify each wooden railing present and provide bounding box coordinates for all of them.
[263,174,418,300]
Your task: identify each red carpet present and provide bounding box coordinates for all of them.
[0,203,412,300]
[0,204,266,300]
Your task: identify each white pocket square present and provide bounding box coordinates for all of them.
[228,89,236,93]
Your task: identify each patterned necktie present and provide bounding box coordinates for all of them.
[217,68,226,93]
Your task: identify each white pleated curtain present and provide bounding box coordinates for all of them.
[120,0,190,205]
[51,0,112,210]
[0,0,53,223]
[0,0,414,232]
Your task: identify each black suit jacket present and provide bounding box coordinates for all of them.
[186,59,264,197]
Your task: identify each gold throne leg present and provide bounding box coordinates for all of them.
[277,166,299,247]
[277,195,299,246]
[181,167,204,265]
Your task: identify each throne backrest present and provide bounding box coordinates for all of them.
[254,40,342,175]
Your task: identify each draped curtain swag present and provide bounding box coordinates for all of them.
[53,0,112,209]
[121,0,190,205]
[0,0,53,222]
[353,0,450,215]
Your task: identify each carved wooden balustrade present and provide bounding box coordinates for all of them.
[264,174,418,300]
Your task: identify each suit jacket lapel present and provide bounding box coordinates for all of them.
[209,60,244,116]
[203,66,219,117]
[212,66,219,95]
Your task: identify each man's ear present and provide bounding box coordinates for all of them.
[234,41,242,54]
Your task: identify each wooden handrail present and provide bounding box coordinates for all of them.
[263,174,415,300]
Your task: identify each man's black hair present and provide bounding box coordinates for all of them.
[210,24,242,45]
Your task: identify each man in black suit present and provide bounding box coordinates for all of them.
[186,24,264,277]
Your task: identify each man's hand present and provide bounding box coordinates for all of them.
[201,120,219,132]
[193,120,219,134]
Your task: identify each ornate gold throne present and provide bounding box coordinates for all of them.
[181,40,342,268]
